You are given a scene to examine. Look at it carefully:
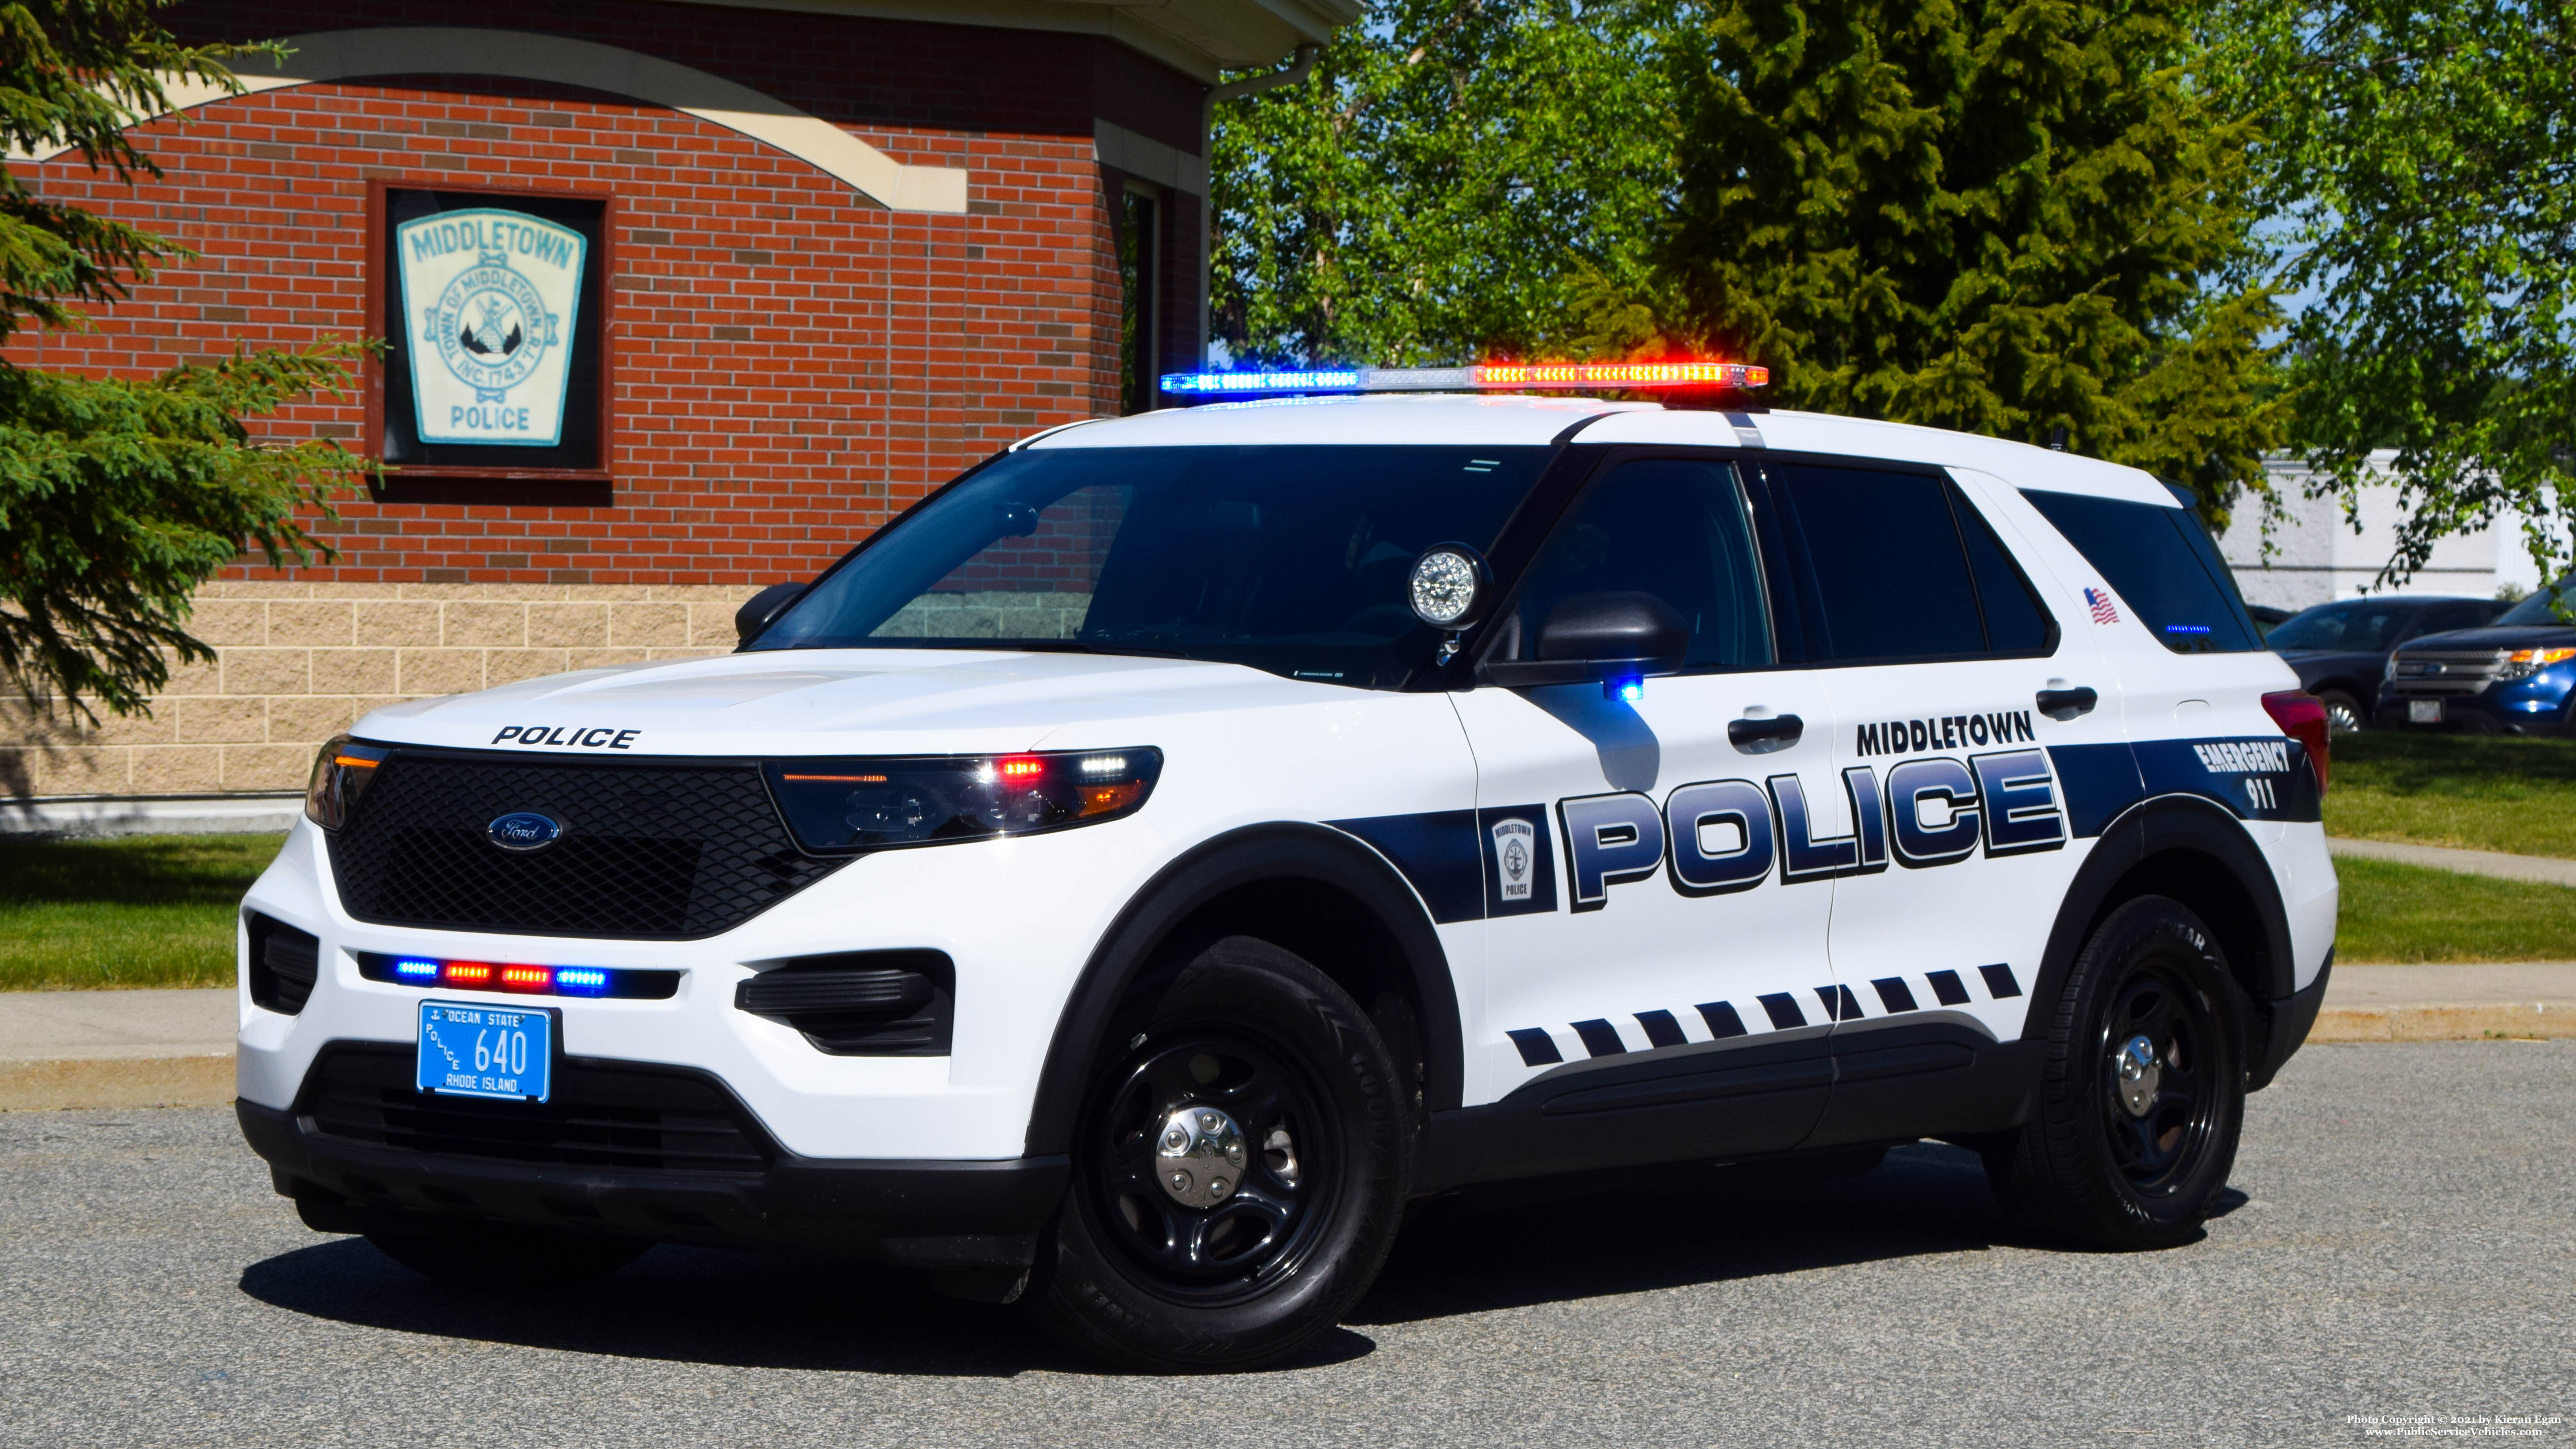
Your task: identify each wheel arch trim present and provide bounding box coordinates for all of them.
[2031,795,2299,1080]
[1021,822,1466,1159]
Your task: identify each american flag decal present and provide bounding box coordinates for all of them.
[2084,587,2120,624]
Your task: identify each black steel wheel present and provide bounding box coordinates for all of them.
[1033,936,1407,1372]
[1984,895,2247,1249]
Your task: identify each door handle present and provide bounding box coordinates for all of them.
[1727,713,1804,753]
[2037,686,2098,721]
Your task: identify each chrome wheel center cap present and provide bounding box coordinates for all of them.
[2114,1034,2161,1117]
[1154,1105,1248,1209]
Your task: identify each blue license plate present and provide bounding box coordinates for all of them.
[416,999,554,1102]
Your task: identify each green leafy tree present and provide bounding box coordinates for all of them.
[0,0,368,724]
[1617,0,2287,520]
[2209,0,2576,598]
[1210,0,1677,366]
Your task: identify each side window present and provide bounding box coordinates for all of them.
[1954,494,2057,654]
[1502,458,1773,671]
[2021,489,2262,654]
[2423,603,2488,635]
[1764,464,1991,662]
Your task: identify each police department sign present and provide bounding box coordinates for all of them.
[395,209,585,447]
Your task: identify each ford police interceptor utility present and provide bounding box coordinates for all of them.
[238,362,2338,1371]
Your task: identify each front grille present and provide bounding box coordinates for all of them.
[327,749,846,938]
[2389,649,2508,696]
[301,1043,772,1176]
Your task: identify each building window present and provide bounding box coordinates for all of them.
[1119,186,1159,415]
[371,184,611,499]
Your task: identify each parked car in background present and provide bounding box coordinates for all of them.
[2247,603,2293,636]
[2380,583,2576,735]
[2267,597,2506,733]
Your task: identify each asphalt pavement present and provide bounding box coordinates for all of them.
[1,1041,2568,1448]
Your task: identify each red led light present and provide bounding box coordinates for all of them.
[996,756,1045,779]
[442,961,495,987]
[1472,361,1767,389]
[499,965,552,992]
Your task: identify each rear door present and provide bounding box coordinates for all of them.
[1746,460,2133,1145]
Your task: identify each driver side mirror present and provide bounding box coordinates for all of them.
[1480,591,1691,689]
[734,581,807,645]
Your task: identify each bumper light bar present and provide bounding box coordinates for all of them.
[355,952,679,1000]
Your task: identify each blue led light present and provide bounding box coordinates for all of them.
[553,967,612,996]
[1160,369,1363,395]
[1618,680,1645,703]
[393,959,440,980]
[2165,623,2212,634]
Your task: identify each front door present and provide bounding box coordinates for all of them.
[1451,454,1847,1166]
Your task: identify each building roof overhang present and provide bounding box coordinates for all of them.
[667,0,1357,82]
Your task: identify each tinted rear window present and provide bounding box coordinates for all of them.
[2022,489,2263,653]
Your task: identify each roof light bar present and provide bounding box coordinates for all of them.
[1159,362,1768,397]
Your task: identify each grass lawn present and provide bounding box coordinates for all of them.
[0,833,284,990]
[2327,730,2576,858]
[2333,855,2576,963]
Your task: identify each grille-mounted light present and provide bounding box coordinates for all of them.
[354,953,678,999]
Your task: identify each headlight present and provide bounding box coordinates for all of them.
[303,734,389,830]
[2384,656,2400,682]
[763,748,1163,853]
[2497,647,2576,681]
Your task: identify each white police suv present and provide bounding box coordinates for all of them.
[238,365,2338,1371]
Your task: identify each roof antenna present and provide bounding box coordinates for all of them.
[2048,425,2069,452]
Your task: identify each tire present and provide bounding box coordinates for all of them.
[1983,896,2248,1250]
[2318,690,2366,735]
[1032,936,1409,1373]
[363,1214,650,1288]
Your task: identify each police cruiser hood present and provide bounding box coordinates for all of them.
[350,647,1349,759]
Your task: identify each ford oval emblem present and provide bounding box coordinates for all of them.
[486,811,563,851]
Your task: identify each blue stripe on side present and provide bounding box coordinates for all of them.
[2046,742,2145,838]
[1325,809,1484,924]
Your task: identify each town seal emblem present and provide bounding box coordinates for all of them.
[394,208,586,448]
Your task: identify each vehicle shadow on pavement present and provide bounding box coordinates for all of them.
[235,1141,2205,1372]
[236,1234,1376,1377]
[1354,1140,2040,1326]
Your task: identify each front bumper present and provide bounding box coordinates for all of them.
[240,1085,1068,1268]
[2377,680,2576,734]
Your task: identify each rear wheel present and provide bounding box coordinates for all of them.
[1032,936,1408,1372]
[2318,689,2366,735]
[1984,896,2246,1250]
[363,1215,649,1288]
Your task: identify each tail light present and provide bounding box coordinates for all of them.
[2261,690,2329,793]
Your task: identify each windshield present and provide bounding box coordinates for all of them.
[749,445,1552,688]
[2267,601,2416,652]
[2498,579,2576,626]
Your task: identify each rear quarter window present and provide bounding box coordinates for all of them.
[2022,488,2263,654]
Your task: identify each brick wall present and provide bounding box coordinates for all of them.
[0,1,1208,799]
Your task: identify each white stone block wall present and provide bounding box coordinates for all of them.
[0,582,755,800]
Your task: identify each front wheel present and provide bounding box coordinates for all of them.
[2318,689,2366,735]
[1984,896,2247,1250]
[1032,936,1409,1372]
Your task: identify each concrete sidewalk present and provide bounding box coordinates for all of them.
[2328,835,2576,888]
[2,965,2568,1111]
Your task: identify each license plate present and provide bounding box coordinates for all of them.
[2409,699,2443,723]
[416,999,554,1102]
